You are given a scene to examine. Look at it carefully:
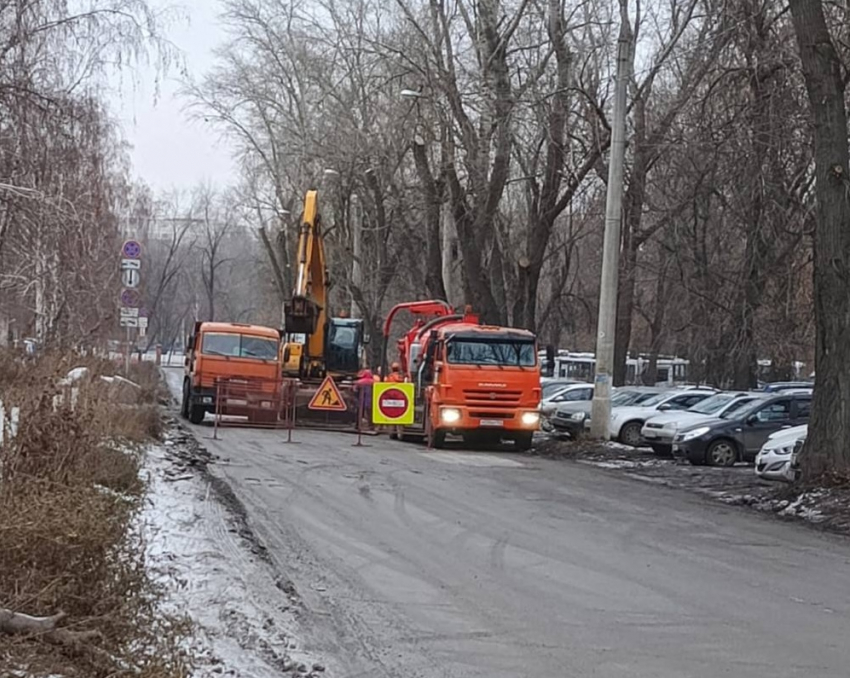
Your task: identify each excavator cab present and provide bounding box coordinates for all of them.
[324,318,365,375]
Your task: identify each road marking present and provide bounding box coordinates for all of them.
[420,452,525,468]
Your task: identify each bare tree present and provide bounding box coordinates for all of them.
[789,0,850,478]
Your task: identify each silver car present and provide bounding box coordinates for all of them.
[640,392,762,455]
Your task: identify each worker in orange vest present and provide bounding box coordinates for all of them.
[386,361,404,382]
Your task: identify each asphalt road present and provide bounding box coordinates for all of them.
[166,369,850,678]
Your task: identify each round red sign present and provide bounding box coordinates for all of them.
[377,387,409,419]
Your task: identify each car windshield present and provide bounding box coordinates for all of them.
[202,333,279,360]
[446,338,536,367]
[722,397,764,419]
[636,392,671,407]
[688,393,734,414]
[543,382,577,399]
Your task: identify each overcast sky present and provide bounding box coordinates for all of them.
[110,0,238,194]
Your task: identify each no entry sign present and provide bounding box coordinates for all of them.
[372,382,415,425]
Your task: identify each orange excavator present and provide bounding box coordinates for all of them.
[381,300,542,450]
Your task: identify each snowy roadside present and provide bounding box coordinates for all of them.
[533,437,850,535]
[142,419,331,677]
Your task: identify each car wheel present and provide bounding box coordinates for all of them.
[650,443,672,457]
[619,421,643,447]
[707,439,737,467]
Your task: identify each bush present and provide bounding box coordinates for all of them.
[0,351,191,677]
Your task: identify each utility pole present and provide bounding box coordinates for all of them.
[590,1,632,439]
[350,193,362,318]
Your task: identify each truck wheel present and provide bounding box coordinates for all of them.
[189,402,205,425]
[181,380,190,419]
[515,432,533,452]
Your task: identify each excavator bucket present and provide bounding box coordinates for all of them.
[284,295,321,335]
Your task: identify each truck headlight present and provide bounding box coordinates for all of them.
[440,408,461,424]
[521,411,540,426]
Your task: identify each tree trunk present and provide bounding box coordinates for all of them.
[412,141,447,300]
[790,0,850,479]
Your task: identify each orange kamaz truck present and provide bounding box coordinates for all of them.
[181,321,284,424]
[381,301,541,450]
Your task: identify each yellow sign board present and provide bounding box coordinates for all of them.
[308,375,347,411]
[372,382,415,425]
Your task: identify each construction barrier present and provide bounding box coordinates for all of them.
[210,376,385,440]
[212,377,298,440]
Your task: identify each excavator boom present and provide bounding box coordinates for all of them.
[283,189,364,381]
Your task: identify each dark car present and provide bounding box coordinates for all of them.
[672,393,811,467]
[759,381,813,393]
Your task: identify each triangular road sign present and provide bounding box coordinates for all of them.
[308,375,347,411]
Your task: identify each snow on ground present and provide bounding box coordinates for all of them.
[142,434,329,677]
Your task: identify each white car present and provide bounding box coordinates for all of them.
[540,383,594,417]
[640,392,762,455]
[609,389,717,446]
[755,425,807,482]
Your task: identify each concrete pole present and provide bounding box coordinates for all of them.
[350,193,362,318]
[589,4,632,440]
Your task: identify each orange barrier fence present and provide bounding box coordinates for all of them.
[212,377,297,440]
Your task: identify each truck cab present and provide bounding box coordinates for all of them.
[181,322,283,424]
[416,324,542,449]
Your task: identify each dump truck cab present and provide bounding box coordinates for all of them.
[181,321,283,424]
[417,321,541,449]
[383,302,541,450]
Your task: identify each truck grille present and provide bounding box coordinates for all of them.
[463,389,522,408]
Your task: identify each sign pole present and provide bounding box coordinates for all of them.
[124,325,131,376]
[352,387,368,447]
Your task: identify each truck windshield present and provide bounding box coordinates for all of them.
[202,333,279,360]
[446,339,536,367]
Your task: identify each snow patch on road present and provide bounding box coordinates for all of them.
[143,436,331,677]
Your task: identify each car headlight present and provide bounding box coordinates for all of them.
[679,426,710,442]
[521,411,540,426]
[440,407,461,424]
[571,412,587,421]
[773,444,795,456]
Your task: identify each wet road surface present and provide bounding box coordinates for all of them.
[166,369,850,677]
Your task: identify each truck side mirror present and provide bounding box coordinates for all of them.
[187,335,195,351]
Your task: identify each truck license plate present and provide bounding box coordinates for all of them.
[480,419,502,427]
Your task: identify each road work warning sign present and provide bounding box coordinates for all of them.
[308,375,347,411]
[372,382,415,425]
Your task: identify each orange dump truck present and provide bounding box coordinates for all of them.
[382,301,541,450]
[181,321,284,424]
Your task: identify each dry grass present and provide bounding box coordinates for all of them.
[0,352,192,677]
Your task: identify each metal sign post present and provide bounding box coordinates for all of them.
[118,240,142,376]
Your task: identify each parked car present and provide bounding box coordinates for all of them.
[760,381,813,393]
[609,388,718,446]
[640,392,763,455]
[673,392,811,467]
[541,378,586,401]
[540,383,594,417]
[754,424,807,482]
[550,387,663,438]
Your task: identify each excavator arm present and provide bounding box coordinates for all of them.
[284,190,364,379]
[284,190,328,369]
